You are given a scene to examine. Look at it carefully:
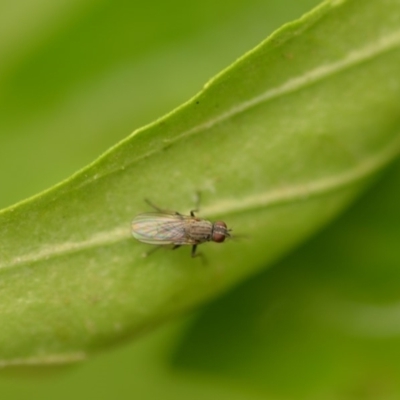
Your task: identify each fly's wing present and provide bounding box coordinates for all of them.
[131,213,189,245]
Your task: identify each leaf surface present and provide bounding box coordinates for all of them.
[1,0,400,364]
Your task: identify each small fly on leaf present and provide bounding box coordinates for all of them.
[131,199,231,257]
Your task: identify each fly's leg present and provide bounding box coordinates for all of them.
[175,244,206,265]
[146,193,201,217]
[143,244,181,258]
[191,244,207,265]
[142,245,162,258]
[190,191,201,216]
[145,199,182,216]
[194,191,201,210]
[145,198,170,213]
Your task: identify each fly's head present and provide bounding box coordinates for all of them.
[211,221,231,243]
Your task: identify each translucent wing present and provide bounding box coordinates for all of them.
[131,213,191,245]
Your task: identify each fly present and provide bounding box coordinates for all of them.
[131,199,231,257]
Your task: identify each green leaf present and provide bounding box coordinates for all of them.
[171,159,400,399]
[1,0,400,366]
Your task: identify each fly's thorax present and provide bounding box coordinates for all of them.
[186,218,213,243]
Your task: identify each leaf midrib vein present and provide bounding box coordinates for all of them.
[2,134,399,270]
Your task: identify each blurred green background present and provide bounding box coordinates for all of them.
[3,0,400,399]
[0,0,320,210]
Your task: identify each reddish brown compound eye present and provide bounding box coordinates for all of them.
[212,221,229,243]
